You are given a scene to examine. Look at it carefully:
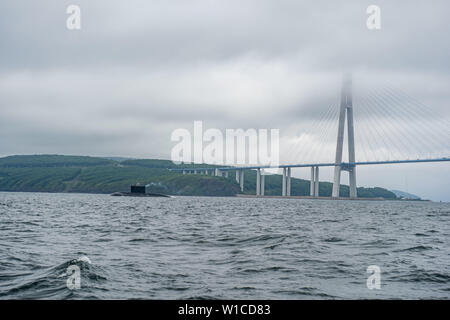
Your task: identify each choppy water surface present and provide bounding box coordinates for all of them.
[0,192,449,299]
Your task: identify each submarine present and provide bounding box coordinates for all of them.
[111,185,171,197]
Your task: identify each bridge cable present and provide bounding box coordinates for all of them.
[294,103,336,164]
[367,88,439,158]
[364,92,414,160]
[380,86,450,156]
[285,102,334,164]
[354,95,395,161]
[363,89,430,159]
[308,103,339,163]
[352,96,374,162]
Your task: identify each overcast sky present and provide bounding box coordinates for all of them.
[0,0,449,200]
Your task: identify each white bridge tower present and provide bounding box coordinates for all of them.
[332,74,357,198]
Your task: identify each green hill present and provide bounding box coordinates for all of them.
[0,155,397,198]
[0,154,114,168]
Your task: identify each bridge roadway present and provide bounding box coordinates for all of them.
[169,157,450,198]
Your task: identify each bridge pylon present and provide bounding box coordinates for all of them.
[332,74,357,198]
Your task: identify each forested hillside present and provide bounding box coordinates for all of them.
[0,155,397,198]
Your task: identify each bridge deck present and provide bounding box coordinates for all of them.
[170,157,450,171]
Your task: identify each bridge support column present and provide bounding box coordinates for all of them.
[194,169,197,175]
[332,166,341,197]
[236,170,240,183]
[256,169,261,196]
[239,170,244,192]
[205,170,208,175]
[310,167,315,196]
[261,169,265,196]
[332,86,346,198]
[215,168,220,176]
[314,166,320,197]
[349,167,357,198]
[287,167,291,196]
[332,74,357,198]
[347,99,357,198]
[183,170,186,175]
[282,168,287,196]
[224,171,228,178]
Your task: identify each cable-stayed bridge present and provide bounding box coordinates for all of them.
[171,75,450,198]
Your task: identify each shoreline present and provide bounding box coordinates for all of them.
[0,190,437,202]
[236,194,385,201]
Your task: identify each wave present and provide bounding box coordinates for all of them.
[0,255,106,299]
[393,245,433,252]
[323,237,344,243]
[390,269,450,284]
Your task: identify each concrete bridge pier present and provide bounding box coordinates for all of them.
[282,168,287,196]
[261,169,265,196]
[256,168,261,196]
[235,170,240,183]
[239,170,244,192]
[314,166,319,197]
[309,166,320,197]
[281,167,291,196]
[348,166,357,198]
[287,167,291,196]
[332,74,357,198]
[224,171,229,178]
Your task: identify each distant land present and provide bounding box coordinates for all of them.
[0,155,399,199]
[390,190,421,200]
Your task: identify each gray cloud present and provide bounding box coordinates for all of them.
[0,0,449,200]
